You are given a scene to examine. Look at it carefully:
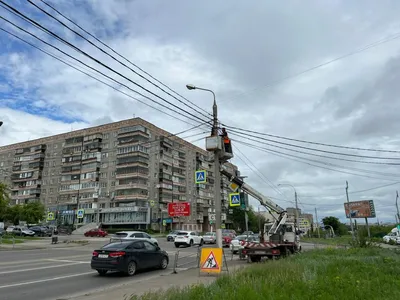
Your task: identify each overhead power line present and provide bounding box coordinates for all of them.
[0,26,211,132]
[0,1,212,126]
[225,29,400,100]
[0,14,212,130]
[27,0,212,121]
[233,139,400,181]
[229,131,400,166]
[224,124,400,154]
[227,128,400,160]
[36,0,211,118]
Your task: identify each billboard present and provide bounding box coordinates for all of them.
[168,202,191,217]
[344,200,376,218]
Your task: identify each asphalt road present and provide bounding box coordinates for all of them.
[0,238,204,300]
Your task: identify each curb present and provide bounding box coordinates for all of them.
[0,242,90,251]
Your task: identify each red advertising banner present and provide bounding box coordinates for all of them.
[168,202,191,217]
[344,200,376,218]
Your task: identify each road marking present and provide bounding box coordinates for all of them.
[0,262,88,275]
[46,259,89,264]
[0,254,90,266]
[0,271,95,289]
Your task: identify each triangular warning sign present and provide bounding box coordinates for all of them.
[201,251,219,270]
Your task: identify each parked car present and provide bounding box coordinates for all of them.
[222,232,235,247]
[12,227,35,237]
[29,226,52,237]
[203,232,216,244]
[84,228,108,237]
[174,231,203,248]
[91,240,169,276]
[166,230,181,242]
[230,235,259,254]
[110,231,159,246]
[222,229,237,236]
[6,226,15,233]
[242,231,254,236]
[0,228,4,236]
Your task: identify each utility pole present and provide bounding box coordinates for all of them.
[314,207,320,238]
[396,191,400,224]
[186,84,221,248]
[294,191,299,232]
[346,181,355,241]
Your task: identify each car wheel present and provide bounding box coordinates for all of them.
[97,270,107,276]
[174,243,180,248]
[160,256,168,269]
[154,242,159,247]
[126,261,136,276]
[189,239,193,247]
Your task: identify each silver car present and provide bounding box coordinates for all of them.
[203,232,216,244]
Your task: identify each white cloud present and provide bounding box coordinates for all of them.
[1,0,400,223]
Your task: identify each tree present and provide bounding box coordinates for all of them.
[322,216,341,233]
[21,202,45,224]
[229,206,265,233]
[0,182,10,222]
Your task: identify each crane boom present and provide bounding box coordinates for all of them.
[220,167,284,214]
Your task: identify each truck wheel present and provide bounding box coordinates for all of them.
[250,256,261,263]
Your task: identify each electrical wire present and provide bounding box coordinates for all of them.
[223,124,400,154]
[27,0,212,121]
[223,29,400,100]
[0,16,211,129]
[0,1,212,125]
[233,139,400,181]
[227,128,400,160]
[36,0,212,118]
[0,26,211,130]
[229,131,400,166]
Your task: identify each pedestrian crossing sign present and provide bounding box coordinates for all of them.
[195,170,207,184]
[229,193,240,207]
[200,248,222,274]
[47,212,54,221]
[77,209,84,219]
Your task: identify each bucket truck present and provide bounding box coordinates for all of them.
[221,166,301,262]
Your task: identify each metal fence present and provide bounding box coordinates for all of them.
[0,235,16,249]
[172,247,202,274]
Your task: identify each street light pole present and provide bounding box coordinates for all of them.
[278,183,299,231]
[186,84,223,248]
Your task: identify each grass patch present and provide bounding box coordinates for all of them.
[302,236,353,245]
[131,248,400,300]
[0,238,24,244]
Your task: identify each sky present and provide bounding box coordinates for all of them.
[1,0,400,224]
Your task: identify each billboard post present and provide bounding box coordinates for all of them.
[345,181,355,241]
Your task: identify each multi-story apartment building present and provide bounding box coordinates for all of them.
[0,118,239,232]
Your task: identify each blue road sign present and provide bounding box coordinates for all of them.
[195,170,207,184]
[229,193,240,207]
[77,209,85,219]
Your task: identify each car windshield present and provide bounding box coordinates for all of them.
[235,235,248,240]
[101,242,131,250]
[169,231,179,234]
[114,232,128,237]
[205,232,215,236]
[177,232,188,236]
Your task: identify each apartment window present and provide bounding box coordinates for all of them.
[103,133,109,139]
[52,161,56,167]
[53,153,57,157]
[100,182,107,188]
[111,171,116,177]
[102,152,109,158]
[102,143,109,149]
[50,188,54,194]
[111,181,115,187]
[54,144,58,149]
[100,172,107,178]
[101,163,108,168]
[114,141,118,147]
[45,162,49,167]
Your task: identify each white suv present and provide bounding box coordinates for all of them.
[174,231,203,248]
[110,231,159,246]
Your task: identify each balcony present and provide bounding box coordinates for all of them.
[65,136,83,146]
[115,183,148,190]
[115,172,149,179]
[114,194,148,201]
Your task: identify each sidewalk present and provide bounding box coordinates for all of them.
[0,239,90,250]
[68,259,250,300]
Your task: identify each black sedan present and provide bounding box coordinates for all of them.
[91,240,169,276]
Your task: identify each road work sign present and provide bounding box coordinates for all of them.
[200,248,222,274]
[195,170,207,184]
